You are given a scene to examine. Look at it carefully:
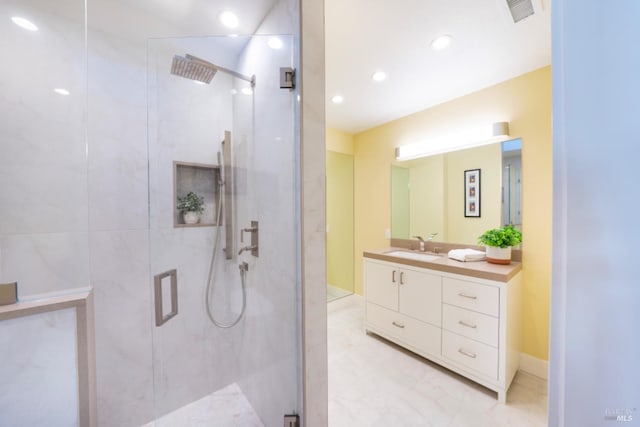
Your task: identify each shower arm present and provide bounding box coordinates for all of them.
[186,54,256,87]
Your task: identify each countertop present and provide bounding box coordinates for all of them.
[363,247,521,283]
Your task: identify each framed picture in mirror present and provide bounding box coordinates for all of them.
[464,169,481,217]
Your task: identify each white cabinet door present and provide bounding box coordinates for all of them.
[364,260,398,311]
[398,268,441,327]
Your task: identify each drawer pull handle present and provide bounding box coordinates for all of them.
[399,272,405,285]
[458,292,477,300]
[392,270,396,283]
[392,321,405,329]
[458,320,477,329]
[458,348,477,359]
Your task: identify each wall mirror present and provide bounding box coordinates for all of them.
[391,138,522,245]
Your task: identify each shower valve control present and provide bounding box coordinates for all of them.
[239,221,259,257]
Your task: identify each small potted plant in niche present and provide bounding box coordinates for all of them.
[478,224,522,264]
[177,191,205,225]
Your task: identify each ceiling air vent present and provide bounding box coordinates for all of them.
[506,0,535,23]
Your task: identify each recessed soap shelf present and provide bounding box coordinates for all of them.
[173,161,220,227]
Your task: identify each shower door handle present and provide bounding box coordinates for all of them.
[154,269,178,327]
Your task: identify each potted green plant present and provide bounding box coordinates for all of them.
[477,224,522,264]
[177,191,205,224]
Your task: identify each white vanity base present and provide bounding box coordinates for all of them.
[364,258,522,403]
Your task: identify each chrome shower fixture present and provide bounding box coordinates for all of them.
[171,54,217,84]
[170,54,256,87]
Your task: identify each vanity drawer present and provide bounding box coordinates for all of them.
[442,277,499,317]
[442,303,499,347]
[442,330,498,380]
[366,302,441,357]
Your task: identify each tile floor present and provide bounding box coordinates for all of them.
[142,383,264,427]
[328,296,548,427]
[327,284,353,302]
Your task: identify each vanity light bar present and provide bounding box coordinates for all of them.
[395,121,510,161]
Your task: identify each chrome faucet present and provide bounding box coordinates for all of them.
[238,245,257,255]
[427,232,438,241]
[413,235,425,252]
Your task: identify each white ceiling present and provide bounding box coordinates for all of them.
[325,0,551,134]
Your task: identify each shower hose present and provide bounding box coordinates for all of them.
[205,149,247,328]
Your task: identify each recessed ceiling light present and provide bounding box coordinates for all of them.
[241,87,253,95]
[372,71,387,82]
[430,34,453,51]
[268,37,283,49]
[331,95,344,104]
[11,17,38,32]
[53,88,70,96]
[220,11,239,29]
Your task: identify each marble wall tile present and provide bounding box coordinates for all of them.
[299,0,328,425]
[0,309,78,427]
[149,228,237,416]
[0,232,90,297]
[89,229,154,427]
[87,30,149,232]
[0,1,88,235]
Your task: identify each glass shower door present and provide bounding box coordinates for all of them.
[146,34,299,426]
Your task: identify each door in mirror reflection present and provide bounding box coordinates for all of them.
[502,138,522,227]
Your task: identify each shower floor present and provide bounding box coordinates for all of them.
[142,383,263,427]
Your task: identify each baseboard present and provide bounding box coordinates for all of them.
[519,353,548,380]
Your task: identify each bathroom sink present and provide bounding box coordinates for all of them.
[384,250,441,263]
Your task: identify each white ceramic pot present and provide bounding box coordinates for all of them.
[183,211,201,225]
[485,246,512,265]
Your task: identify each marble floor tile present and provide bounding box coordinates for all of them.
[328,297,548,427]
[142,383,264,427]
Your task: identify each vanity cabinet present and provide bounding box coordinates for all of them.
[364,261,441,358]
[364,258,521,403]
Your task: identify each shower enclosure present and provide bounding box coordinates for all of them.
[0,0,302,425]
[147,34,300,425]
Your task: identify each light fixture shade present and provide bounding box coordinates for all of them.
[395,121,510,161]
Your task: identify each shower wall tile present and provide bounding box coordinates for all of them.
[0,232,90,297]
[147,39,233,232]
[0,1,88,236]
[89,229,154,427]
[87,31,149,232]
[146,35,240,418]
[149,228,238,417]
[299,0,329,425]
[0,308,79,427]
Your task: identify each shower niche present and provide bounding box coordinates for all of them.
[173,161,220,227]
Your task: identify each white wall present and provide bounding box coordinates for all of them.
[550,1,640,425]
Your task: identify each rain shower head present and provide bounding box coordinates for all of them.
[171,54,217,84]
[171,53,256,87]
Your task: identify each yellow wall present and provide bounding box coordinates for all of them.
[326,151,354,293]
[445,143,502,244]
[326,128,355,293]
[326,127,354,154]
[353,66,552,361]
